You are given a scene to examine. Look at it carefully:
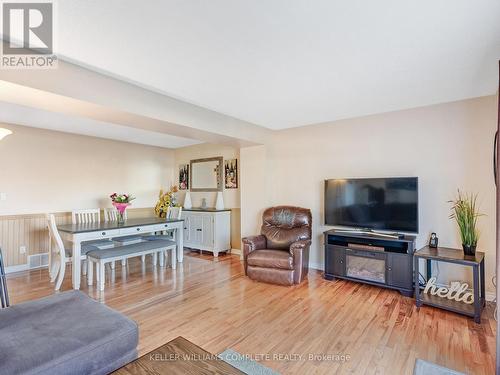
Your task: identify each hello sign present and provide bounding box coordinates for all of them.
[424,277,474,304]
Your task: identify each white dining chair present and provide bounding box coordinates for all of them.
[142,206,182,266]
[103,207,127,222]
[47,214,98,291]
[72,209,114,272]
[0,247,9,308]
[166,207,182,242]
[105,207,143,248]
[103,207,137,267]
[71,208,101,224]
[167,206,183,221]
[106,207,151,264]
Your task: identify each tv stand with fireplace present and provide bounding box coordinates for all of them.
[324,230,416,297]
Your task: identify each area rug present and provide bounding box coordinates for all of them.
[218,349,280,375]
[413,359,465,375]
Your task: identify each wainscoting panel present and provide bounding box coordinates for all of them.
[0,208,156,267]
[0,213,70,267]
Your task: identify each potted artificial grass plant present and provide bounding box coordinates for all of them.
[449,190,482,256]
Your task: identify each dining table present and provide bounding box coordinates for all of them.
[57,217,184,290]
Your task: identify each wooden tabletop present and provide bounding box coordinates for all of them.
[415,245,484,265]
[57,217,183,234]
[113,336,244,375]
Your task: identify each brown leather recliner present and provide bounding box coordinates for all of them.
[242,206,312,286]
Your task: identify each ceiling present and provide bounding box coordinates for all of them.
[51,0,500,130]
[0,102,203,148]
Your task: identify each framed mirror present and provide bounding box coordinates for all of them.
[190,157,223,192]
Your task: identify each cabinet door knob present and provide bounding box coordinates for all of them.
[102,232,106,236]
[388,267,392,271]
[340,260,343,264]
[136,228,141,231]
[196,228,202,232]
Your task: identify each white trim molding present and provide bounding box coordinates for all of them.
[5,263,30,274]
[5,252,49,274]
[230,248,242,256]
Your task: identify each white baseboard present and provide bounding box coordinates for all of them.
[5,253,49,274]
[230,248,242,256]
[486,292,495,302]
[5,263,30,274]
[310,262,324,271]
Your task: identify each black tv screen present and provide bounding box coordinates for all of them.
[324,177,418,233]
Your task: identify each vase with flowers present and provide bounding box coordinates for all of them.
[110,193,135,224]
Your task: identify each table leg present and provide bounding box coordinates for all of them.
[473,264,481,323]
[171,246,177,269]
[159,251,165,267]
[99,260,105,291]
[72,241,81,290]
[48,233,58,283]
[426,259,432,280]
[177,224,184,263]
[414,256,421,308]
[480,259,485,307]
[48,232,53,279]
[87,260,93,286]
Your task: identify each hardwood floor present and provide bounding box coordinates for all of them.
[6,251,496,375]
[114,336,245,374]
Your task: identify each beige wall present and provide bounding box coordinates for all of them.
[174,143,241,250]
[240,96,497,294]
[240,145,270,240]
[0,123,174,215]
[0,123,175,266]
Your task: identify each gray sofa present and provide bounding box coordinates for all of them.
[0,291,138,375]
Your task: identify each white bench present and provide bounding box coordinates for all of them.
[86,239,176,291]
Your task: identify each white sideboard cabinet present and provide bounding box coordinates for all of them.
[181,209,231,257]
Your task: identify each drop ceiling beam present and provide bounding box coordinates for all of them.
[0,57,272,147]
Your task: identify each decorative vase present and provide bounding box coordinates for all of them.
[184,191,192,209]
[215,191,224,210]
[462,244,476,256]
[112,202,130,224]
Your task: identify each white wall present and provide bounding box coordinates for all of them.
[240,96,497,293]
[0,123,175,215]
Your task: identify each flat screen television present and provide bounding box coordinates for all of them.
[324,177,418,233]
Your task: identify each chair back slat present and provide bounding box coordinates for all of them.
[166,206,183,220]
[71,209,100,224]
[104,207,127,222]
[0,247,10,308]
[46,214,67,260]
